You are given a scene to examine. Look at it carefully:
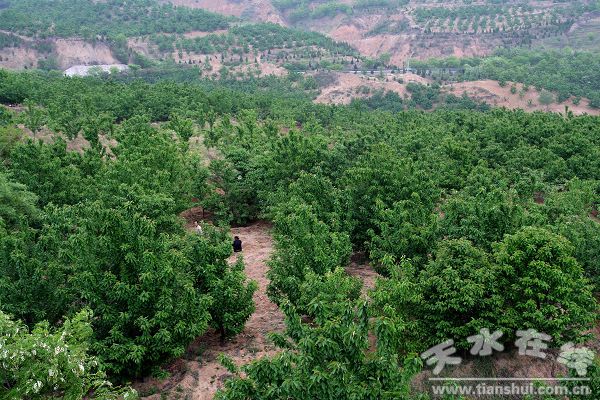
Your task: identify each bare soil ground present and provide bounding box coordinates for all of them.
[346,253,380,293]
[53,39,118,69]
[314,71,427,105]
[137,221,285,400]
[445,80,600,115]
[0,47,38,69]
[1,36,120,70]
[315,74,600,115]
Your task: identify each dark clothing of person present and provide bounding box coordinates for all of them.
[233,239,243,252]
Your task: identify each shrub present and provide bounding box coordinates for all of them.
[368,193,437,271]
[298,267,362,317]
[0,309,137,399]
[493,227,598,344]
[371,228,598,352]
[371,240,501,352]
[267,200,351,306]
[207,256,257,343]
[215,297,423,400]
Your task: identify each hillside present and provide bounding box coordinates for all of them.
[1,1,600,399]
[165,0,600,63]
[0,0,599,112]
[0,0,363,75]
[1,67,599,399]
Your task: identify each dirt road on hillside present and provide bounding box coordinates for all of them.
[139,221,285,400]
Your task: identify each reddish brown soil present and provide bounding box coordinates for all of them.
[445,80,600,115]
[346,253,380,293]
[314,71,427,105]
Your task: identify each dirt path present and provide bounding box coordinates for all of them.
[139,221,285,400]
[345,254,380,294]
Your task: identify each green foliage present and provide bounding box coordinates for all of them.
[21,99,47,136]
[298,267,362,317]
[7,139,95,206]
[0,0,230,39]
[0,170,39,229]
[167,111,195,143]
[207,256,257,342]
[343,143,439,249]
[539,90,555,106]
[0,105,12,126]
[273,0,352,22]
[215,296,423,400]
[169,22,358,61]
[0,31,21,49]
[371,242,500,352]
[368,193,438,269]
[406,83,440,110]
[439,166,525,249]
[267,199,352,306]
[493,226,597,344]
[565,357,600,399]
[0,116,256,378]
[372,227,598,352]
[0,124,21,160]
[3,201,214,376]
[464,49,600,107]
[0,66,600,393]
[0,309,137,399]
[553,216,600,291]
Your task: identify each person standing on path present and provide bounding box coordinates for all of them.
[233,236,243,253]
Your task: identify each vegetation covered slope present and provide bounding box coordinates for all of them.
[0,0,231,38]
[1,68,599,398]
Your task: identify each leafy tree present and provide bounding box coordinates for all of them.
[372,228,598,352]
[0,117,256,377]
[368,193,437,271]
[0,309,137,399]
[267,199,351,306]
[539,90,555,107]
[439,166,525,249]
[215,296,423,400]
[167,111,195,144]
[0,0,230,39]
[80,112,113,150]
[0,105,13,126]
[265,171,347,231]
[0,170,39,229]
[22,100,47,138]
[0,125,23,160]
[11,201,214,376]
[297,267,362,317]
[493,227,597,344]
[207,256,257,344]
[342,143,439,249]
[371,241,501,352]
[553,216,600,291]
[7,139,94,207]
